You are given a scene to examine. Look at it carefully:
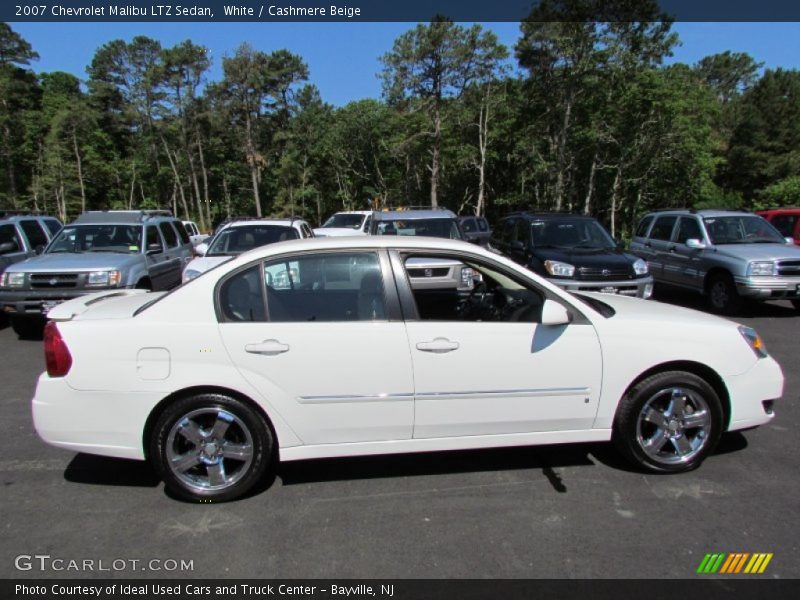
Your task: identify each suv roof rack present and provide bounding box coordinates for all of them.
[74,210,173,225]
[379,205,447,212]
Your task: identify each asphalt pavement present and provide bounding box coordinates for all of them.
[0,290,797,579]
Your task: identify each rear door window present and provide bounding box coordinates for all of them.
[159,222,179,248]
[146,226,163,253]
[477,218,489,232]
[0,224,23,254]
[174,221,191,245]
[43,219,62,237]
[649,216,678,241]
[18,219,48,249]
[462,218,477,232]
[635,215,654,238]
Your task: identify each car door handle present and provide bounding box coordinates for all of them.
[416,338,460,353]
[245,339,290,355]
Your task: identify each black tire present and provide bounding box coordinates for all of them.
[11,317,44,339]
[135,279,152,290]
[613,371,723,473]
[150,394,273,502]
[707,272,742,315]
[791,299,800,311]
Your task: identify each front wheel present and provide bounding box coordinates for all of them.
[707,273,742,315]
[11,316,44,339]
[150,394,273,502]
[613,371,723,473]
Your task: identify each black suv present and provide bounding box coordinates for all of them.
[491,213,654,298]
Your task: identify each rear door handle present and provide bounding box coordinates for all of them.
[416,338,460,353]
[245,339,290,355]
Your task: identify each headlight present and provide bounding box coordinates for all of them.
[544,260,575,277]
[747,261,777,276]
[738,325,767,358]
[1,272,25,287]
[86,271,121,287]
[633,258,649,276]
[182,268,203,283]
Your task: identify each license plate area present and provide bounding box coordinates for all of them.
[599,286,619,294]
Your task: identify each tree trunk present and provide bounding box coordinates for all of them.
[476,86,491,217]
[582,153,597,215]
[610,167,623,238]
[196,131,211,229]
[72,130,86,214]
[430,101,441,208]
[554,96,574,211]
[245,113,262,217]
[161,136,191,220]
[1,117,17,207]
[222,173,232,220]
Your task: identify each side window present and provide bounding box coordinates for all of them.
[771,215,797,237]
[675,217,703,245]
[477,218,489,232]
[18,220,48,249]
[174,221,191,245]
[649,216,678,241]
[145,227,163,253]
[219,266,266,322]
[462,218,477,232]
[159,222,179,248]
[635,215,654,238]
[301,223,313,238]
[362,216,372,233]
[0,224,23,254]
[264,252,385,322]
[499,219,515,243]
[43,219,62,237]
[403,254,545,323]
[511,219,528,246]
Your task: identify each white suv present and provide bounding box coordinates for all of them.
[182,218,313,283]
[313,211,373,237]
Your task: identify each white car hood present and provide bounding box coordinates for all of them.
[184,255,233,275]
[312,228,367,237]
[577,292,736,328]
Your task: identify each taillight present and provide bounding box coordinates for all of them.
[44,321,72,377]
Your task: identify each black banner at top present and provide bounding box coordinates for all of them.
[2,0,800,23]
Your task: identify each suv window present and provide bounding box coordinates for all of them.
[301,223,313,238]
[0,224,22,254]
[649,216,678,241]
[43,219,62,236]
[174,221,191,245]
[675,217,703,245]
[262,252,385,322]
[462,218,477,232]
[635,215,654,238]
[511,220,528,246]
[770,214,798,237]
[145,226,163,253]
[18,219,48,249]
[477,218,489,232]
[403,254,544,323]
[159,222,179,248]
[498,219,515,244]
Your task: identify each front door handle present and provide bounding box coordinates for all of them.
[245,339,290,355]
[416,338,460,353]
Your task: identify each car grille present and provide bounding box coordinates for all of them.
[777,260,800,276]
[29,273,80,288]
[574,266,632,280]
[408,267,450,278]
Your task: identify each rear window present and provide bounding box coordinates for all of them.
[649,216,678,241]
[18,219,48,249]
[43,219,62,236]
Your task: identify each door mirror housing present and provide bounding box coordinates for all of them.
[685,238,707,250]
[785,237,794,245]
[540,299,571,326]
[195,242,208,257]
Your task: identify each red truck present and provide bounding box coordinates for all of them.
[756,208,800,245]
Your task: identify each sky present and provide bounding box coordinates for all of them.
[10,22,800,106]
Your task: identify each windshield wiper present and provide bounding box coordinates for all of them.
[88,248,130,254]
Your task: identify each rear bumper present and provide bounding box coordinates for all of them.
[0,287,128,317]
[553,276,654,298]
[734,275,800,299]
[32,374,154,460]
[725,356,783,431]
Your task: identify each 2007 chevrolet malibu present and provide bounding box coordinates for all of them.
[33,237,782,502]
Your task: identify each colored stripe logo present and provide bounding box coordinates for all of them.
[697,553,773,574]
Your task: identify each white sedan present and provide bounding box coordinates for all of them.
[34,237,783,502]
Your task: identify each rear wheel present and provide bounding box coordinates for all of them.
[10,317,44,339]
[707,272,741,315]
[613,371,723,473]
[150,394,273,502]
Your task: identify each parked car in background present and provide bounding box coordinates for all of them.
[0,210,192,337]
[459,215,492,245]
[491,212,653,299]
[631,209,800,314]
[756,208,800,245]
[313,210,373,237]
[182,220,210,250]
[34,236,782,502]
[0,213,63,278]
[182,217,314,283]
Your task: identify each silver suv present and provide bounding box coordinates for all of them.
[631,209,800,314]
[0,213,63,277]
[0,210,192,337]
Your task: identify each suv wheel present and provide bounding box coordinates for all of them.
[150,394,273,502]
[613,371,723,473]
[707,273,741,315]
[791,299,800,311]
[11,317,44,339]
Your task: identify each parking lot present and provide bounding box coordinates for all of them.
[0,289,797,580]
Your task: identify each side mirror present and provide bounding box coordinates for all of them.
[146,243,163,255]
[685,238,707,250]
[510,240,525,251]
[540,299,571,326]
[786,237,794,245]
[195,243,208,257]
[0,241,17,255]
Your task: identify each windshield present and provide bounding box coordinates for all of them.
[47,225,142,254]
[374,218,463,240]
[703,216,785,244]
[322,213,366,229]
[530,219,615,249]
[207,225,299,256]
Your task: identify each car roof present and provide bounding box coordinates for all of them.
[223,219,303,228]
[0,214,59,223]
[645,209,759,218]
[756,207,800,214]
[501,212,599,221]
[329,210,372,216]
[373,209,457,220]
[72,210,176,225]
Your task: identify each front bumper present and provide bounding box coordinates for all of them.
[0,287,128,317]
[734,275,800,300]
[725,355,783,431]
[551,275,654,298]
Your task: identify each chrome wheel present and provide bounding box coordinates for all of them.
[710,281,729,310]
[165,408,254,492]
[636,387,712,466]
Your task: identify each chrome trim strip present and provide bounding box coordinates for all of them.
[415,387,590,401]
[297,393,414,405]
